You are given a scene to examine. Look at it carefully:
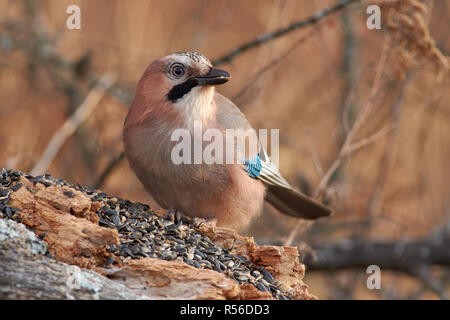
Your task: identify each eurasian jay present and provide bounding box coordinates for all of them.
[123,52,332,230]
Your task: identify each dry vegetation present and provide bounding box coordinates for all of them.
[0,0,449,299]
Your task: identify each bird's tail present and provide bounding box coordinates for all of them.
[265,184,333,219]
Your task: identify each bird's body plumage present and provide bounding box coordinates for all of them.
[123,52,332,230]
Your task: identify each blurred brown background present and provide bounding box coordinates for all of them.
[0,0,449,299]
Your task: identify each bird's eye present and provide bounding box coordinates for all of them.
[170,64,185,78]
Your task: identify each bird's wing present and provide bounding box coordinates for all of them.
[243,147,333,219]
[255,146,291,188]
[214,93,253,131]
[214,93,333,220]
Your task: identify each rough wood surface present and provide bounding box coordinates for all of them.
[0,173,316,300]
[196,223,315,300]
[0,219,146,299]
[106,257,240,300]
[8,179,118,272]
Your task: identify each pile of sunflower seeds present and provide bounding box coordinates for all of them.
[0,169,22,220]
[0,168,291,300]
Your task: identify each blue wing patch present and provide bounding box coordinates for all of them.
[243,154,262,178]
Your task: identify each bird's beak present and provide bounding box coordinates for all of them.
[194,68,230,86]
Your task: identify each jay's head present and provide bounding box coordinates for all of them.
[139,52,230,105]
[127,52,230,128]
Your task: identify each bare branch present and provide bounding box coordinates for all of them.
[346,122,396,154]
[284,31,390,247]
[302,226,450,273]
[30,72,117,176]
[300,225,450,299]
[314,32,389,199]
[347,83,446,155]
[212,0,362,66]
[306,129,324,178]
[232,26,322,107]
[93,151,126,189]
[413,267,448,300]
[365,72,412,221]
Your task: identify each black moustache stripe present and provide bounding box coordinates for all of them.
[167,78,199,103]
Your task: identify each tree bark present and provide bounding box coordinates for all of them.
[0,219,146,299]
[303,228,450,274]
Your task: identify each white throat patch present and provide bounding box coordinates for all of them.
[173,86,215,127]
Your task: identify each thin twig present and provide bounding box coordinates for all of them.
[346,81,446,155]
[232,24,326,107]
[212,0,362,66]
[306,129,324,178]
[408,270,450,299]
[93,150,125,189]
[346,122,396,154]
[315,34,389,198]
[366,72,412,225]
[284,32,390,247]
[413,267,448,300]
[30,72,117,176]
